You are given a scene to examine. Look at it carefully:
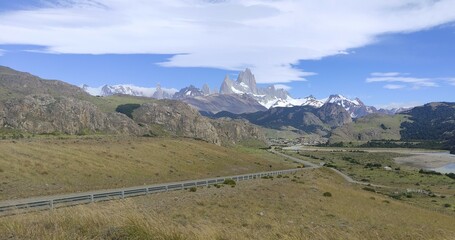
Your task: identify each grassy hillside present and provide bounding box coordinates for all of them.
[282,149,455,212]
[2,168,454,239]
[86,95,158,113]
[329,114,408,144]
[0,137,296,200]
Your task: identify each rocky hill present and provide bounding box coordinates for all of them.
[0,66,265,146]
[212,103,352,136]
[0,95,142,135]
[329,114,407,143]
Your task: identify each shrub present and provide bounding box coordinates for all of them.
[443,203,451,208]
[362,187,376,193]
[323,192,332,197]
[277,175,283,178]
[223,179,236,187]
[189,187,197,192]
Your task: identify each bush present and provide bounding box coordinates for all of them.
[323,192,332,197]
[223,179,236,187]
[419,169,442,175]
[362,187,376,192]
[443,203,451,208]
[189,187,197,192]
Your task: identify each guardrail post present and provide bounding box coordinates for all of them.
[146,187,149,194]
[90,194,94,203]
[165,185,168,192]
[50,200,54,210]
[121,191,125,199]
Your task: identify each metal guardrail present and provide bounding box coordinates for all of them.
[0,168,303,216]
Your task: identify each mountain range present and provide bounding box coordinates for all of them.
[0,66,264,146]
[82,68,403,118]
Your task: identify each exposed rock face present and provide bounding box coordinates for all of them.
[236,68,258,94]
[210,118,266,145]
[173,85,205,99]
[316,103,352,127]
[220,75,235,94]
[131,100,221,145]
[202,84,211,95]
[0,95,143,135]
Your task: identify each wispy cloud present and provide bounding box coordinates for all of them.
[377,101,421,110]
[366,72,445,89]
[1,1,455,83]
[371,72,403,77]
[383,84,406,90]
[0,49,4,56]
[274,84,292,91]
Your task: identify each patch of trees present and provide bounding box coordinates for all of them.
[399,103,455,148]
[115,104,141,119]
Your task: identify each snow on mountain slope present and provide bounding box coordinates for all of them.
[81,84,177,99]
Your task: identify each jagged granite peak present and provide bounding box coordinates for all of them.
[173,85,205,99]
[220,75,235,94]
[202,84,211,95]
[152,83,173,99]
[236,68,258,95]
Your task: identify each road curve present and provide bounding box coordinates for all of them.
[270,149,392,188]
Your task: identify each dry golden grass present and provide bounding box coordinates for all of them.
[2,168,454,240]
[0,136,296,200]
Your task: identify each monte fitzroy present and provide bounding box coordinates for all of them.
[82,68,398,117]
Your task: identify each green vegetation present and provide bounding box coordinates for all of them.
[329,114,407,144]
[282,149,455,212]
[2,168,454,240]
[87,95,157,113]
[115,103,141,118]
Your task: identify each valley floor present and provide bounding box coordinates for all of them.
[1,168,454,240]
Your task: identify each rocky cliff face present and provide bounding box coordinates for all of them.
[131,100,221,145]
[210,118,266,145]
[0,95,143,135]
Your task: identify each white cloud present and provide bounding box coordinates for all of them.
[371,72,402,77]
[366,72,442,89]
[1,0,455,83]
[274,84,291,91]
[377,101,421,110]
[0,49,5,56]
[383,84,406,90]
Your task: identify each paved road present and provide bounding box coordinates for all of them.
[0,168,304,215]
[270,149,392,188]
[1,149,394,216]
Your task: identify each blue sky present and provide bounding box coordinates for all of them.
[1,0,455,108]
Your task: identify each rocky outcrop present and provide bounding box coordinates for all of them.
[131,100,221,145]
[0,66,88,100]
[211,118,266,145]
[0,95,143,135]
[202,84,211,95]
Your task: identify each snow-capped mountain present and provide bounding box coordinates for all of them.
[322,94,378,118]
[217,68,377,117]
[81,69,397,118]
[173,85,209,99]
[81,84,176,99]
